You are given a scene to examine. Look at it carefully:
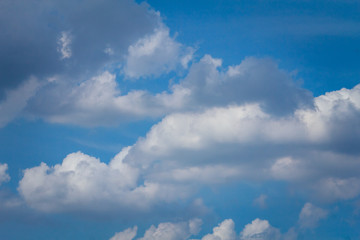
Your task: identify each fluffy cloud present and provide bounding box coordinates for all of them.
[111,218,299,240]
[0,0,159,95]
[0,163,10,185]
[298,203,328,229]
[24,54,312,127]
[17,82,360,211]
[123,26,194,78]
[201,219,236,240]
[110,226,138,240]
[240,218,281,240]
[110,219,202,240]
[26,71,190,126]
[17,148,198,212]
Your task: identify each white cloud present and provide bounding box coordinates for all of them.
[201,219,236,240]
[25,54,313,127]
[30,71,190,126]
[314,177,360,201]
[18,81,360,211]
[18,149,139,212]
[110,218,292,240]
[110,226,138,240]
[57,31,72,60]
[123,26,193,78]
[298,203,328,229]
[240,218,281,240]
[0,163,10,185]
[17,148,197,212]
[139,219,202,240]
[0,77,39,128]
[110,219,202,240]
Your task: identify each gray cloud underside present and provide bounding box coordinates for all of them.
[0,0,158,99]
[23,55,312,126]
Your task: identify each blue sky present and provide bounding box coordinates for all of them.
[1,0,360,239]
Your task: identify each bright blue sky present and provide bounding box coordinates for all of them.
[1,0,360,239]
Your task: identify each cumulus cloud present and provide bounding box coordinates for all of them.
[0,163,10,185]
[110,219,202,240]
[26,71,190,126]
[201,219,236,240]
[17,148,197,212]
[24,54,313,127]
[123,26,193,78]
[111,218,299,240]
[240,218,281,240]
[298,203,328,229]
[18,82,360,211]
[110,226,138,240]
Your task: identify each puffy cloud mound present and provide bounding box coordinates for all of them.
[201,219,236,240]
[111,217,301,240]
[110,219,202,240]
[240,218,281,240]
[17,82,360,212]
[17,148,197,212]
[123,26,193,78]
[110,226,138,240]
[0,78,39,127]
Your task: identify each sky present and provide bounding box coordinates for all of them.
[0,0,360,239]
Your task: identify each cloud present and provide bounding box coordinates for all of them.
[24,54,312,127]
[201,219,236,240]
[0,78,39,128]
[0,0,159,98]
[17,82,360,211]
[0,163,10,185]
[240,218,281,240]
[110,218,300,240]
[25,71,190,126]
[17,148,197,213]
[110,226,138,240]
[298,203,328,229]
[110,219,202,240]
[123,26,193,78]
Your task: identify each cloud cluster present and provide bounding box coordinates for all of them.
[0,0,159,94]
[109,204,325,240]
[23,54,312,127]
[0,0,164,126]
[16,74,360,212]
[18,148,198,213]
